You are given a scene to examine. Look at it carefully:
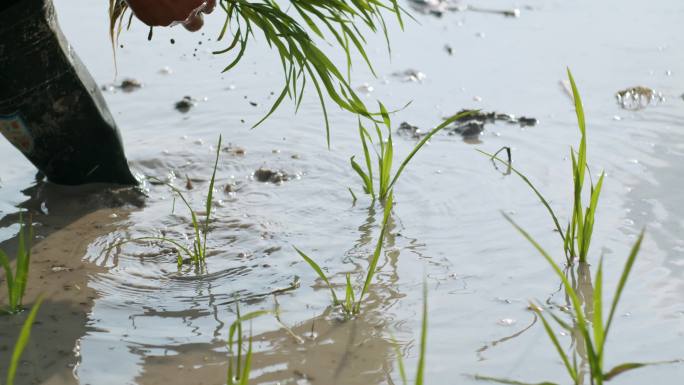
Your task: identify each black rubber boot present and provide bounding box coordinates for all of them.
[0,0,138,185]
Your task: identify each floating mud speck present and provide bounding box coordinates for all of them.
[119,78,142,93]
[100,78,142,93]
[398,110,538,143]
[175,96,197,113]
[392,69,426,83]
[408,0,520,18]
[254,168,290,184]
[398,121,423,138]
[616,86,664,110]
[223,144,246,156]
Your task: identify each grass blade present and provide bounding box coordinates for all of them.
[532,306,578,382]
[356,192,393,311]
[593,258,605,364]
[6,296,43,385]
[294,246,339,304]
[415,280,428,385]
[602,230,644,349]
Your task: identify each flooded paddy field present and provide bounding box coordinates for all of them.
[1,0,683,384]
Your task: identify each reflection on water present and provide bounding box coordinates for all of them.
[0,0,683,383]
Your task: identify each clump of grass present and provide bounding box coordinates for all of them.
[478,215,652,385]
[0,215,33,315]
[295,192,393,316]
[4,296,43,385]
[111,136,222,268]
[226,304,269,385]
[352,106,473,201]
[110,0,408,146]
[482,69,603,265]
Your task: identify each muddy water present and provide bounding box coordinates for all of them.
[1,0,683,384]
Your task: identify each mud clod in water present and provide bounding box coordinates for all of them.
[399,110,537,142]
[408,0,520,18]
[398,121,423,138]
[175,96,197,113]
[392,69,426,83]
[254,168,290,184]
[119,78,143,93]
[616,86,664,110]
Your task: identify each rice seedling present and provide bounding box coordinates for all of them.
[392,280,428,385]
[109,0,409,146]
[4,296,43,385]
[0,215,33,315]
[351,106,473,201]
[475,215,654,385]
[110,136,222,268]
[480,69,604,265]
[295,191,393,316]
[226,304,269,385]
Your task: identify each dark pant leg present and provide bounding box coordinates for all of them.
[0,0,138,185]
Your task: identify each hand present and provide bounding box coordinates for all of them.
[126,0,216,31]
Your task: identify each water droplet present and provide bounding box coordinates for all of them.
[498,318,516,326]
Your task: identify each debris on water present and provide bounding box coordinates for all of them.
[444,44,454,55]
[469,6,520,18]
[119,78,142,92]
[398,121,423,138]
[445,109,538,142]
[51,265,71,273]
[518,116,538,126]
[473,96,483,102]
[254,168,290,184]
[185,175,193,190]
[249,101,258,107]
[408,0,521,18]
[100,78,143,93]
[356,83,374,93]
[616,86,664,110]
[392,69,426,83]
[398,110,536,143]
[452,121,484,137]
[407,0,458,16]
[497,318,517,326]
[175,96,197,113]
[223,144,246,156]
[158,66,173,75]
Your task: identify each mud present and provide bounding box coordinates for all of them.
[398,110,537,142]
[616,86,664,110]
[174,96,197,113]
